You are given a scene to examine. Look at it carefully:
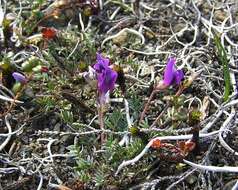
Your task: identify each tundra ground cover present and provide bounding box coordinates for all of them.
[0,0,238,189]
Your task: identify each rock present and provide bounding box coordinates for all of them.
[214,10,227,22]
[185,174,197,185]
[24,87,35,98]
[62,135,75,147]
[54,123,62,132]
[112,31,128,46]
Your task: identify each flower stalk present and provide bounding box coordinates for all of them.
[139,89,156,123]
[84,53,118,144]
[139,57,184,123]
[3,72,29,116]
[98,104,105,143]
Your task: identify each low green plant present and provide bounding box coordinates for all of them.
[213,32,231,102]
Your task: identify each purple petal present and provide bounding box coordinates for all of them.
[94,53,110,72]
[98,73,107,94]
[174,70,184,85]
[12,72,27,84]
[93,52,118,103]
[106,69,118,91]
[163,57,176,86]
[98,69,118,94]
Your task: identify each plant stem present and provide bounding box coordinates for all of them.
[150,104,169,128]
[4,85,26,116]
[139,89,156,123]
[98,104,105,143]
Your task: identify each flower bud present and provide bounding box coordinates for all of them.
[21,57,40,72]
[12,82,22,94]
[188,109,202,126]
[12,72,27,84]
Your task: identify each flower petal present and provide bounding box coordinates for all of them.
[93,52,118,105]
[174,70,184,85]
[83,66,97,88]
[163,57,176,86]
[99,91,110,105]
[98,72,107,94]
[98,69,118,94]
[94,53,110,72]
[105,69,118,91]
[12,72,27,84]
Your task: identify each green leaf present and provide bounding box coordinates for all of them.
[213,32,231,102]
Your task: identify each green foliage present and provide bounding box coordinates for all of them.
[32,0,45,9]
[21,56,42,72]
[171,95,185,108]
[213,32,231,102]
[125,138,145,159]
[94,169,106,187]
[37,96,57,112]
[105,109,127,131]
[71,132,146,188]
[139,120,150,128]
[71,145,93,183]
[48,31,96,73]
[22,0,45,35]
[0,53,15,72]
[60,110,74,124]
[129,94,143,119]
[172,107,188,122]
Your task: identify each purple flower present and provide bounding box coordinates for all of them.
[94,53,110,73]
[156,57,184,90]
[163,57,184,87]
[12,72,27,84]
[93,53,117,103]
